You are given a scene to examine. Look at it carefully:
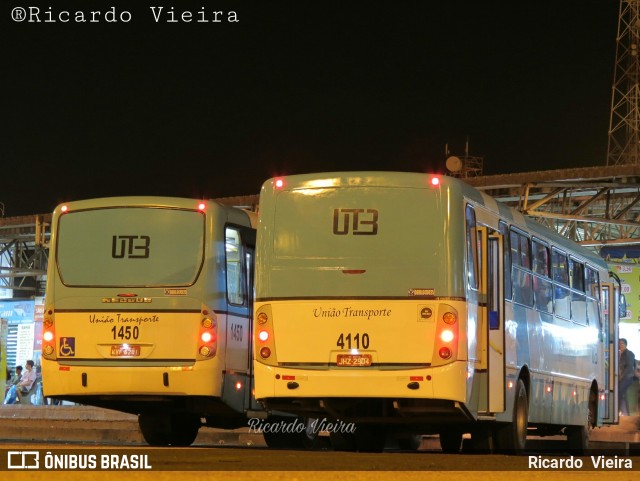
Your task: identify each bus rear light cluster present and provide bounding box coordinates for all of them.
[255,305,277,366]
[432,305,459,366]
[42,307,56,359]
[197,309,218,359]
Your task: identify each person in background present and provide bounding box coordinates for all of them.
[16,360,36,404]
[619,338,636,416]
[5,365,22,395]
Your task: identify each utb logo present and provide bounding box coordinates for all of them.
[332,209,378,235]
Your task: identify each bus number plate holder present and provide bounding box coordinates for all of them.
[111,345,141,357]
[336,354,372,367]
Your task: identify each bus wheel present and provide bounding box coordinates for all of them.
[168,414,200,447]
[566,403,593,455]
[139,413,171,446]
[354,425,386,452]
[262,416,324,450]
[329,431,356,451]
[139,413,200,447]
[494,379,528,454]
[439,430,463,453]
[330,424,385,452]
[397,434,423,451]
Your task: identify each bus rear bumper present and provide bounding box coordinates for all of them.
[253,360,471,424]
[41,361,222,398]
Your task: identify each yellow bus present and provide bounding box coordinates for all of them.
[253,172,621,453]
[41,196,262,446]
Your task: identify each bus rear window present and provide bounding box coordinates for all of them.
[56,207,205,287]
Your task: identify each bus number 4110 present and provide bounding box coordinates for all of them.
[336,332,370,350]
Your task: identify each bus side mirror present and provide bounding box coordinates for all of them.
[619,294,627,319]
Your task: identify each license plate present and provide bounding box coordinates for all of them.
[336,354,372,367]
[110,345,141,357]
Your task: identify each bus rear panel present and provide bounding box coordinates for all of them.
[42,197,257,445]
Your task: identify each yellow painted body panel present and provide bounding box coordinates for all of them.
[42,358,222,397]
[50,311,201,360]
[254,358,468,401]
[254,299,470,402]
[268,299,439,364]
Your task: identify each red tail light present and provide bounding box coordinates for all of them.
[198,309,218,359]
[255,305,277,365]
[432,305,458,366]
[42,307,56,359]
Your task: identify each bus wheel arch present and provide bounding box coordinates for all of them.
[566,382,597,454]
[494,376,529,454]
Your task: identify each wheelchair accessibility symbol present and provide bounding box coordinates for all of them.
[59,337,75,357]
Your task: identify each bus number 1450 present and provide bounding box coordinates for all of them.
[111,326,140,340]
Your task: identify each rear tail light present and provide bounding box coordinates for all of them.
[197,308,218,359]
[42,307,56,359]
[432,304,459,366]
[255,305,277,366]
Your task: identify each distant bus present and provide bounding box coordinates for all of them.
[253,172,621,453]
[41,196,266,446]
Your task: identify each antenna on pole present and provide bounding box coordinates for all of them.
[445,137,484,177]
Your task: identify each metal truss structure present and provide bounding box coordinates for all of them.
[1,166,639,296]
[607,0,640,166]
[467,164,640,248]
[0,214,51,296]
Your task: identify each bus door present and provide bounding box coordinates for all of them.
[600,282,620,424]
[478,227,506,414]
[222,226,256,413]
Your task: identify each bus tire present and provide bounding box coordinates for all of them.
[397,434,423,451]
[566,402,593,455]
[139,413,171,446]
[329,431,357,451]
[138,413,200,447]
[354,425,386,452]
[439,430,463,453]
[329,424,386,452]
[262,417,324,450]
[169,414,200,447]
[494,378,528,454]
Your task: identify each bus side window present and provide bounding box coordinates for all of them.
[511,229,533,307]
[532,240,552,313]
[225,227,246,306]
[552,248,570,319]
[585,266,601,329]
[465,205,478,290]
[499,221,511,301]
[569,258,587,325]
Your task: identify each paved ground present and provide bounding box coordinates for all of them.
[0,404,637,451]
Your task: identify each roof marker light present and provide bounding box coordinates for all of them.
[430,176,440,186]
[274,178,285,189]
[198,202,206,211]
[60,205,68,213]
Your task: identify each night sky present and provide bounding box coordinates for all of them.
[3,1,619,217]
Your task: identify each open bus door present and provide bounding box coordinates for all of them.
[478,227,506,414]
[600,279,621,425]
